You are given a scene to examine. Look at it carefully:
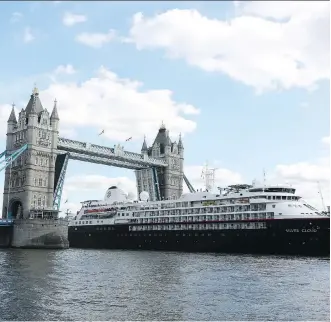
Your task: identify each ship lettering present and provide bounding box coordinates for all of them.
[302,229,317,233]
[285,229,299,233]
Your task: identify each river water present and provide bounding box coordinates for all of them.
[0,249,329,321]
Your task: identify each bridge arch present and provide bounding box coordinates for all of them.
[7,198,23,219]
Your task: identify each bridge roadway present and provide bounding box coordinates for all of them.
[57,137,168,170]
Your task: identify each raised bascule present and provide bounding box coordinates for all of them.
[0,87,194,248]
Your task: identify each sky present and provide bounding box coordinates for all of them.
[0,1,329,216]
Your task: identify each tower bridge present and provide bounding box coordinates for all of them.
[1,87,195,220]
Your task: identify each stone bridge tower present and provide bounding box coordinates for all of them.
[136,123,184,201]
[2,87,60,219]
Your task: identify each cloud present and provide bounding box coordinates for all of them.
[23,27,34,43]
[10,12,23,23]
[269,157,330,209]
[76,30,116,48]
[59,128,77,139]
[62,12,87,27]
[127,2,329,93]
[53,64,76,75]
[322,136,330,146]
[275,159,329,183]
[38,65,199,141]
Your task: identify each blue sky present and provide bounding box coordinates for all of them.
[0,1,329,215]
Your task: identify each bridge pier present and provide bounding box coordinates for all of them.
[0,225,12,247]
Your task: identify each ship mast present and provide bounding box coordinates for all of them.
[317,181,326,212]
[201,161,217,192]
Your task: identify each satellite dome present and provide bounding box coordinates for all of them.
[104,186,128,202]
[140,191,149,202]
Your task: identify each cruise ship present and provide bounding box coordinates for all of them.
[68,183,330,256]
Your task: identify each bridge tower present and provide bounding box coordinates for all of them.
[2,87,60,219]
[136,123,184,200]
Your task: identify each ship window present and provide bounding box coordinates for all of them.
[282,196,286,200]
[276,196,281,200]
[272,205,276,208]
[89,221,92,224]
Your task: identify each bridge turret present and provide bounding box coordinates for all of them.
[135,123,184,201]
[50,99,59,122]
[7,103,17,132]
[141,135,148,155]
[6,104,17,151]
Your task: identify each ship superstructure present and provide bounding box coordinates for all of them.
[68,184,330,256]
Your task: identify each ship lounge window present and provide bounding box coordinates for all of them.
[276,196,281,200]
[282,196,286,200]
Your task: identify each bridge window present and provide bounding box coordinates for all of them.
[39,178,43,186]
[160,144,165,154]
[42,196,46,207]
[35,157,38,165]
[33,178,37,186]
[38,195,42,207]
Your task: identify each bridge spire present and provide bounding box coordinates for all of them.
[8,103,17,123]
[178,132,183,149]
[141,135,148,153]
[50,98,59,120]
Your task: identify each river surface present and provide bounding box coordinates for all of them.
[0,249,329,321]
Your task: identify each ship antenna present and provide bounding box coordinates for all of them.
[263,168,266,187]
[317,181,326,212]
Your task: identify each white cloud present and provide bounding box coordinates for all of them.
[23,27,34,43]
[268,157,330,209]
[128,2,329,92]
[59,127,77,139]
[10,12,23,23]
[38,65,199,141]
[76,30,116,48]
[53,64,76,75]
[62,12,87,27]
[322,136,330,146]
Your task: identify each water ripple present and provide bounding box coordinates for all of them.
[0,249,329,321]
